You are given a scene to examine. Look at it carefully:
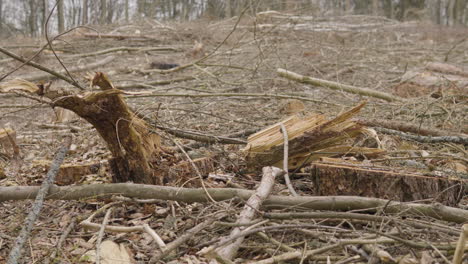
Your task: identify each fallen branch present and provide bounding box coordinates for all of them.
[96,208,112,264]
[127,91,337,105]
[0,46,83,89]
[149,213,226,263]
[7,138,71,264]
[62,46,180,58]
[374,127,468,145]
[356,118,467,137]
[152,124,247,145]
[1,183,468,223]
[212,167,283,260]
[279,123,298,196]
[80,203,166,249]
[452,224,468,264]
[117,76,195,89]
[83,33,158,40]
[21,56,115,82]
[277,68,405,102]
[264,211,461,236]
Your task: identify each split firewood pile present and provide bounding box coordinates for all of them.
[0,12,467,263]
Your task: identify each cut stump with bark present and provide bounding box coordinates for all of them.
[305,159,465,206]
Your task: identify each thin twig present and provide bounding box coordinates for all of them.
[126,91,336,105]
[0,47,82,89]
[280,123,298,196]
[170,138,217,203]
[149,214,225,263]
[96,208,113,264]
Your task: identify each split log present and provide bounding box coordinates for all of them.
[242,102,385,171]
[304,159,465,206]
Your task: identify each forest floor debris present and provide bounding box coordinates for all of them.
[0,13,467,263]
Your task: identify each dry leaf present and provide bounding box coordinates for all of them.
[0,79,39,93]
[81,240,133,264]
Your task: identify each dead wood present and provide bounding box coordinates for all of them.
[212,167,282,261]
[0,46,83,89]
[83,33,159,40]
[127,91,336,105]
[33,160,105,185]
[264,211,462,236]
[150,213,226,263]
[152,124,247,145]
[306,160,465,206]
[277,68,406,102]
[356,118,467,137]
[452,224,468,264]
[116,76,195,89]
[1,183,468,223]
[0,127,18,158]
[374,127,468,145]
[7,138,71,264]
[22,56,115,82]
[61,46,179,58]
[243,101,385,171]
[425,62,468,78]
[52,72,166,184]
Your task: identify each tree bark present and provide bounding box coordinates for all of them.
[125,0,129,22]
[100,0,106,24]
[49,73,164,184]
[82,0,88,24]
[41,0,48,35]
[57,0,65,33]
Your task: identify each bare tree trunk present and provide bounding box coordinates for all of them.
[0,0,3,33]
[454,0,466,24]
[28,0,36,36]
[106,0,113,23]
[125,0,129,22]
[100,0,106,24]
[41,0,48,35]
[82,0,88,24]
[57,0,65,33]
[448,0,456,25]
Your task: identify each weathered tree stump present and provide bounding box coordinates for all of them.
[50,73,165,184]
[305,160,465,206]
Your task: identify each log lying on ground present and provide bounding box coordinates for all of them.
[1,183,467,223]
[304,159,465,206]
[242,101,384,171]
[277,68,405,102]
[356,118,467,137]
